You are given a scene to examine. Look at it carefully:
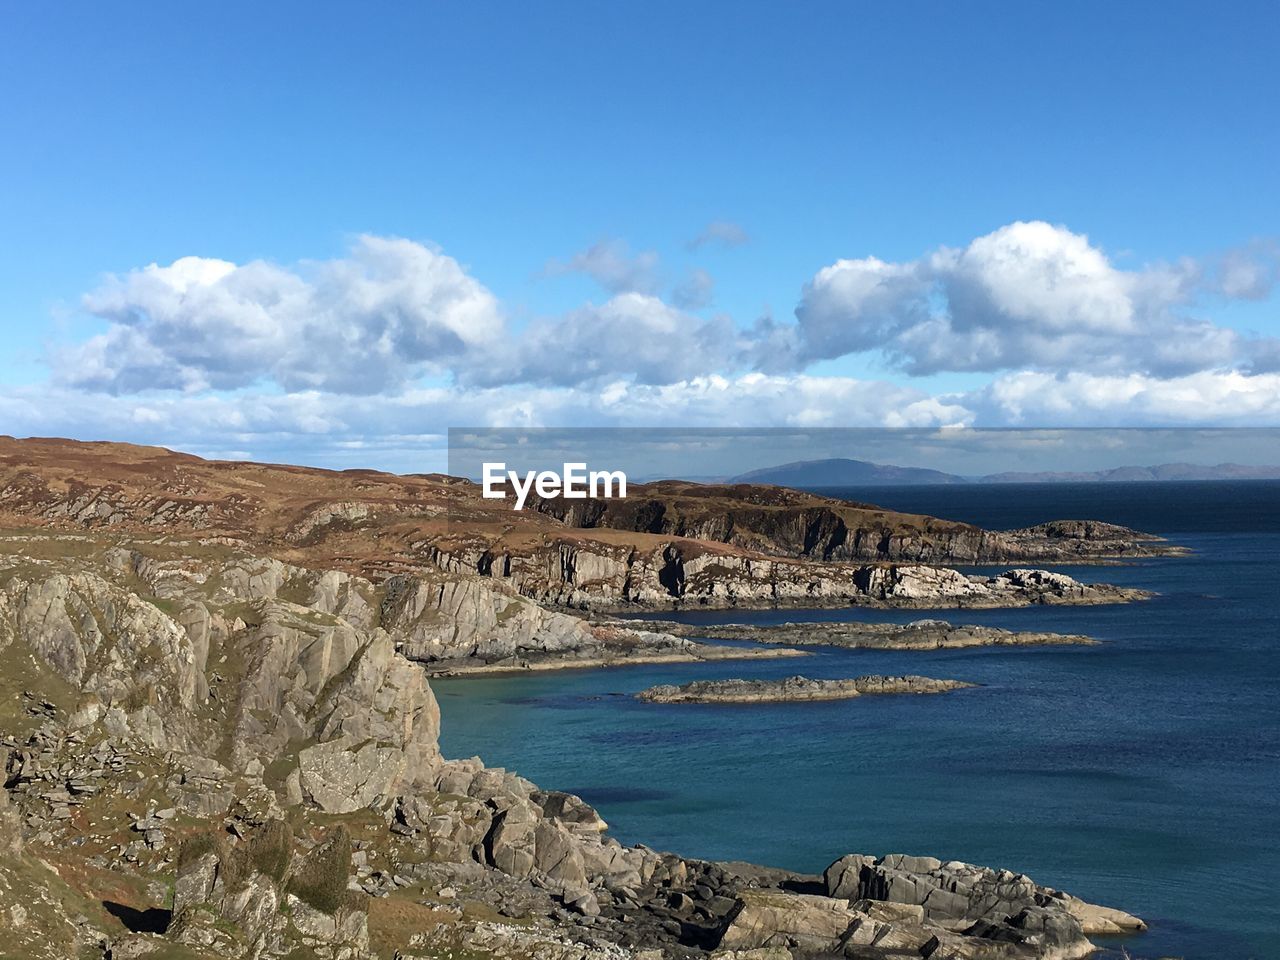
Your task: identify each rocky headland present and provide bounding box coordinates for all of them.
[0,437,1162,959]
[0,437,1176,614]
[525,482,1187,564]
[635,618,1098,651]
[637,675,975,704]
[0,528,1148,960]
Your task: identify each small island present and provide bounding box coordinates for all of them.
[637,674,976,704]
[634,617,1097,651]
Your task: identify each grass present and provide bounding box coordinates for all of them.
[286,825,360,916]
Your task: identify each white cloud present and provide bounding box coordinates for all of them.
[474,293,743,388]
[794,220,1249,376]
[542,239,660,295]
[9,363,1280,474]
[60,236,504,395]
[971,369,1280,425]
[21,225,1280,471]
[0,373,968,471]
[593,373,971,428]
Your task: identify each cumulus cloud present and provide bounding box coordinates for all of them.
[542,239,660,295]
[473,293,744,388]
[59,236,504,395]
[687,220,750,250]
[25,224,1280,470]
[793,220,1250,377]
[598,374,971,428]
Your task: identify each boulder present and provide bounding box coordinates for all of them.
[298,738,406,814]
[719,890,857,953]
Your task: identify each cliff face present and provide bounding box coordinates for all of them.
[529,481,1179,563]
[428,537,1149,609]
[0,546,444,807]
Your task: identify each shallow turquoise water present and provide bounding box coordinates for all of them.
[435,482,1280,960]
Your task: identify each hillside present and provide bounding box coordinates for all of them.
[0,437,1182,612]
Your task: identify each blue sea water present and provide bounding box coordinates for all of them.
[434,481,1280,960]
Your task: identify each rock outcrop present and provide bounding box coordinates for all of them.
[526,480,1184,564]
[638,675,975,704]
[433,538,1150,610]
[824,853,1146,944]
[639,617,1097,651]
[714,851,1147,959]
[0,437,1183,601]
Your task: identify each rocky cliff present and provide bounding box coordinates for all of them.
[429,536,1150,610]
[526,481,1183,563]
[0,527,1147,960]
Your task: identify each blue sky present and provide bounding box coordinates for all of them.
[2,1,1278,470]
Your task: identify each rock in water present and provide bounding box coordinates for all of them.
[637,675,975,703]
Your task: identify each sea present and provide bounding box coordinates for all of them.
[434,481,1280,960]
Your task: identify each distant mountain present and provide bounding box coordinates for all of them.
[729,458,1280,487]
[729,458,965,486]
[981,462,1280,483]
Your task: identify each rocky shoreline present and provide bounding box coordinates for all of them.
[637,675,976,704]
[0,437,1176,960]
[0,529,1154,959]
[424,637,808,677]
[632,618,1098,651]
[434,539,1156,610]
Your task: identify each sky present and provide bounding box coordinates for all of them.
[2,1,1278,472]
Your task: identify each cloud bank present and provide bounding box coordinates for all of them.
[792,220,1275,377]
[18,221,1280,468]
[62,236,504,395]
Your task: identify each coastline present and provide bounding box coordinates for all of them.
[422,643,808,677]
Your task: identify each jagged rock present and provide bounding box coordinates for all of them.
[824,852,1144,947]
[0,521,1150,960]
[299,738,410,815]
[0,572,202,750]
[285,894,368,958]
